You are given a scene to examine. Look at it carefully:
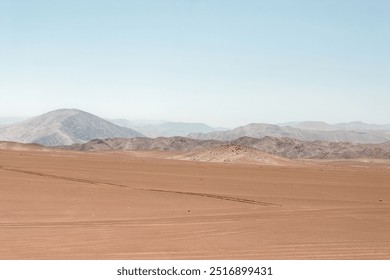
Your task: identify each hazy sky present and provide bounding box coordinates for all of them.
[1,0,389,127]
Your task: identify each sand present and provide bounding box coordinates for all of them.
[0,149,389,259]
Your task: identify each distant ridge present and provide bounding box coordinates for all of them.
[0,109,143,146]
[280,121,390,132]
[110,119,219,137]
[287,121,335,131]
[333,121,390,131]
[188,123,390,144]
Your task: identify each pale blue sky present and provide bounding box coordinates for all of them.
[1,0,389,127]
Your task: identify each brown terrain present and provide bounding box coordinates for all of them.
[0,143,390,259]
[67,136,390,160]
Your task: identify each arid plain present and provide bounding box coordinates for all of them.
[0,146,389,259]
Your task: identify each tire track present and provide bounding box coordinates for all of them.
[0,165,281,207]
[143,188,280,206]
[0,165,129,188]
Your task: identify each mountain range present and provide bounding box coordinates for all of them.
[188,123,390,144]
[1,108,389,146]
[65,136,390,160]
[279,121,390,131]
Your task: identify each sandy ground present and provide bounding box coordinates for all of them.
[0,149,389,259]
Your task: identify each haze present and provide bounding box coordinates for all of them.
[1,0,389,127]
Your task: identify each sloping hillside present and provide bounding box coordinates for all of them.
[0,109,143,146]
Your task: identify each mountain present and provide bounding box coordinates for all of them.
[109,118,165,128]
[110,119,218,138]
[0,109,143,146]
[334,121,390,131]
[188,123,390,144]
[285,121,335,131]
[140,122,217,137]
[280,121,390,132]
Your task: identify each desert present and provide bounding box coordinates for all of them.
[1,144,389,259]
[2,4,389,278]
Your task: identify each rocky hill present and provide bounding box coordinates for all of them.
[172,144,294,165]
[67,137,222,152]
[232,136,390,159]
